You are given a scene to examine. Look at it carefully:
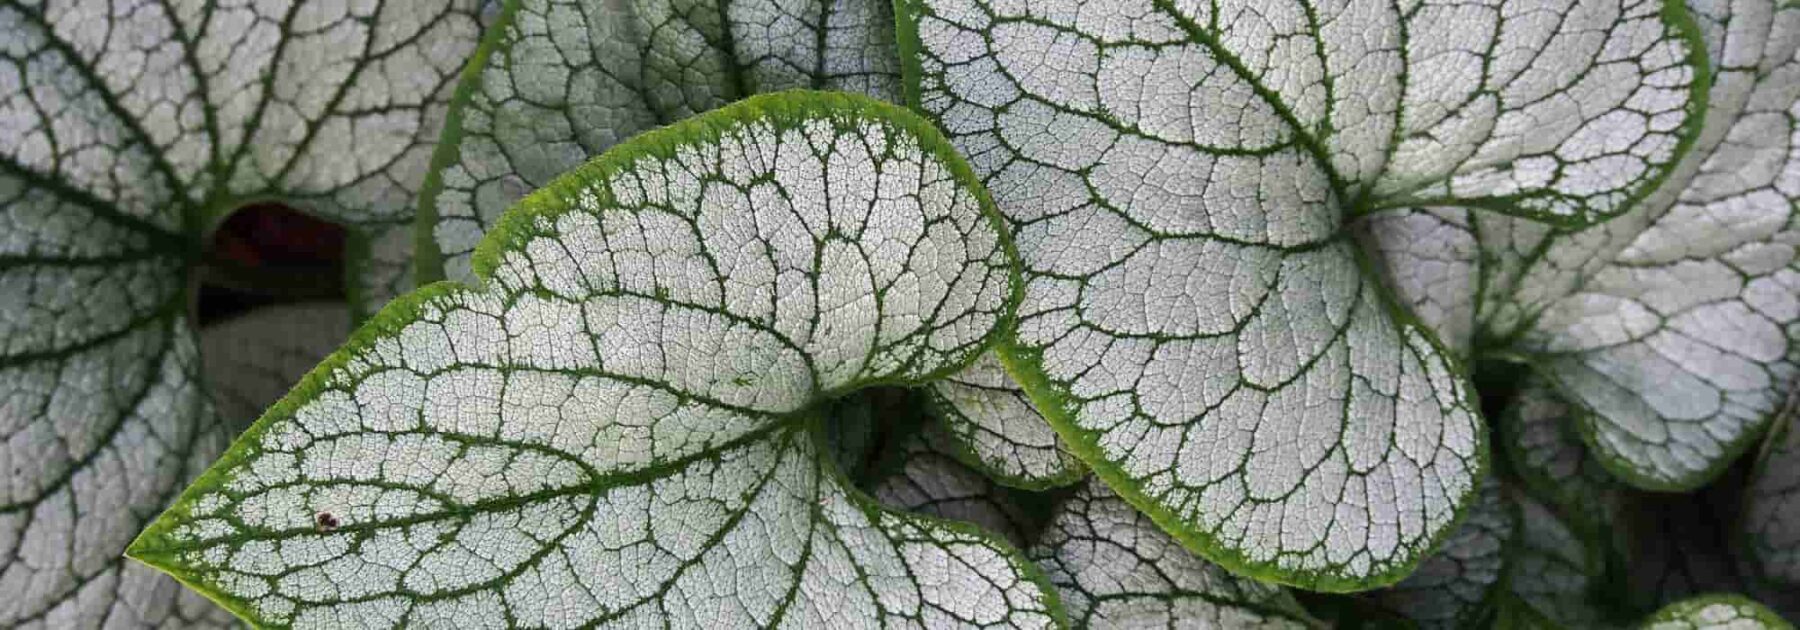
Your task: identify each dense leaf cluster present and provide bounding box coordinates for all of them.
[2,0,1797,628]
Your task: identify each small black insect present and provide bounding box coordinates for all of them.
[315,511,341,532]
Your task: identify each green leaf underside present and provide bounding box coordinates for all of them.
[1746,392,1800,586]
[1029,479,1322,629]
[923,354,1084,489]
[130,92,1066,629]
[1638,594,1795,630]
[0,0,480,625]
[201,303,354,434]
[895,0,1707,590]
[1366,473,1517,630]
[1366,0,1800,492]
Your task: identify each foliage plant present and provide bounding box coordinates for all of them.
[0,0,1797,628]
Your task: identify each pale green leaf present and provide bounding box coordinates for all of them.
[0,0,481,625]
[129,92,1065,629]
[896,0,1704,590]
[1638,594,1795,630]
[1029,479,1322,629]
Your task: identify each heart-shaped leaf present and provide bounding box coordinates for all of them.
[898,0,1707,590]
[129,92,1065,629]
[418,0,1071,500]
[1369,0,1800,492]
[0,1,481,624]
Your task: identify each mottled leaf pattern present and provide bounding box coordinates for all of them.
[0,0,481,625]
[897,0,1703,589]
[870,419,1045,547]
[1028,479,1322,629]
[421,0,904,283]
[923,354,1083,489]
[130,93,1063,629]
[1366,473,1517,630]
[1372,0,1800,491]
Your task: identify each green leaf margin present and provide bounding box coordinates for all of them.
[127,89,1067,627]
[886,0,1725,593]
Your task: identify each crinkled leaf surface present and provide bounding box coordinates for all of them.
[418,0,1066,505]
[130,92,1066,629]
[898,0,1705,589]
[1028,479,1322,629]
[1746,391,1800,586]
[1365,473,1517,630]
[1370,0,1800,491]
[201,303,353,433]
[420,0,904,283]
[0,0,480,625]
[923,354,1083,489]
[1638,594,1795,630]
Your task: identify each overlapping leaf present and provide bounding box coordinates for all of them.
[870,418,1048,547]
[1497,376,1631,547]
[130,93,1065,629]
[922,355,1084,489]
[1365,474,1517,629]
[419,0,905,283]
[1508,493,1619,628]
[898,0,1705,589]
[1370,0,1800,492]
[0,0,481,625]
[418,0,1067,501]
[1638,594,1794,630]
[1746,391,1800,586]
[1030,479,1322,629]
